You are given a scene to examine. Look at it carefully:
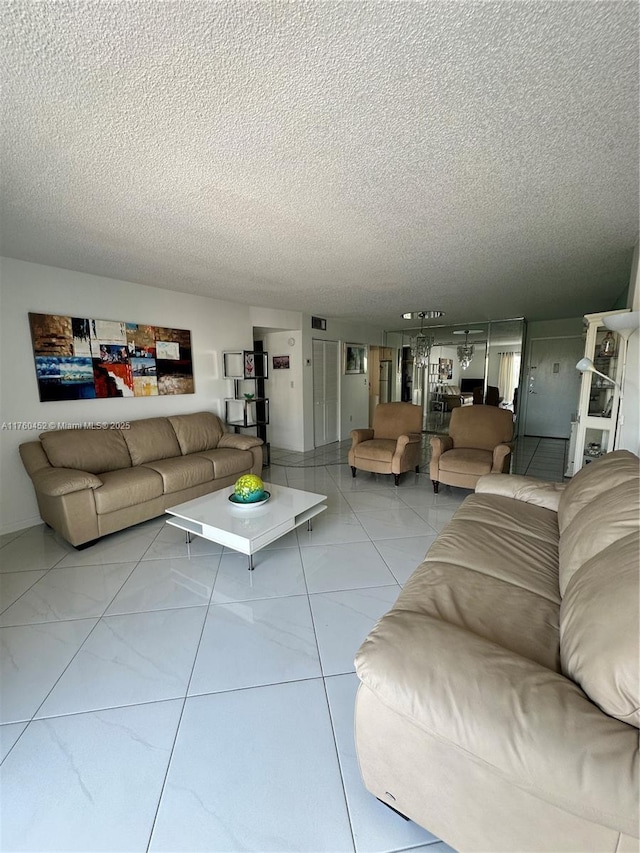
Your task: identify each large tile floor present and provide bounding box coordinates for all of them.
[0,438,567,852]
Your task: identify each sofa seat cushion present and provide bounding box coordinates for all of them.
[168,412,223,454]
[561,531,639,727]
[426,495,560,603]
[397,559,561,670]
[142,456,214,494]
[122,418,182,466]
[93,467,164,515]
[40,428,132,474]
[195,448,254,479]
[437,448,494,476]
[352,439,397,462]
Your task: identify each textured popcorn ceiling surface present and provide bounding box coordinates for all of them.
[1,1,638,327]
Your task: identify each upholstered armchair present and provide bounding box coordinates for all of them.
[429,405,514,493]
[349,402,423,486]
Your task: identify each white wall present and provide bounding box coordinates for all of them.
[618,240,640,454]
[261,330,304,452]
[252,309,384,450]
[301,314,385,450]
[0,257,253,533]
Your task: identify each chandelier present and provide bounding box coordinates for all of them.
[454,329,482,370]
[404,312,439,368]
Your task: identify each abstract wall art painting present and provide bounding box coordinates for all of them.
[154,327,194,396]
[29,313,194,402]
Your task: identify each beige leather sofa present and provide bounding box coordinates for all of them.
[19,412,263,547]
[355,450,639,853]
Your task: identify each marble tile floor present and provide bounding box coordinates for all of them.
[0,445,567,852]
[0,463,471,853]
[272,435,569,483]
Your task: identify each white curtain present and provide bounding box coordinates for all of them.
[498,352,518,405]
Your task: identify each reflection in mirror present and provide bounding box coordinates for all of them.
[384,318,525,435]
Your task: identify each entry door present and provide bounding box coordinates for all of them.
[522,337,584,438]
[313,339,339,447]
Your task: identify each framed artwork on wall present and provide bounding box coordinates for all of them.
[344,343,367,374]
[272,355,290,369]
[28,313,194,402]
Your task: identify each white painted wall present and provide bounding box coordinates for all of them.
[0,257,253,533]
[301,314,385,450]
[261,331,304,451]
[618,240,640,454]
[252,309,384,450]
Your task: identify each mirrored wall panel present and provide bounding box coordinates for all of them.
[384,318,525,433]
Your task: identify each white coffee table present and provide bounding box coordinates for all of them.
[165,482,327,569]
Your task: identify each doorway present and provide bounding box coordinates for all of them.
[312,339,339,447]
[522,336,584,438]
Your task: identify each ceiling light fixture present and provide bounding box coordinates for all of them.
[453,329,483,370]
[401,311,445,320]
[402,311,441,367]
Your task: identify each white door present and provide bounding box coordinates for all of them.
[313,339,339,447]
[522,337,584,438]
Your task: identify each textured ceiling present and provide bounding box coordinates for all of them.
[1,1,638,329]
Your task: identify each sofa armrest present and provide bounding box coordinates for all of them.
[429,435,453,463]
[355,612,639,837]
[31,467,102,497]
[491,443,512,473]
[476,473,566,512]
[350,428,374,447]
[218,433,263,451]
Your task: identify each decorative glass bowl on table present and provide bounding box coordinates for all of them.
[229,474,270,506]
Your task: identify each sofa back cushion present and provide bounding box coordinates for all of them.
[121,417,181,466]
[40,428,132,474]
[168,412,223,455]
[560,531,639,727]
[558,450,638,533]
[557,451,639,594]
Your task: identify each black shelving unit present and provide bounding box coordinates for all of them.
[223,350,270,466]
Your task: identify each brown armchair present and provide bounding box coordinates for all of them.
[349,402,423,486]
[429,405,514,493]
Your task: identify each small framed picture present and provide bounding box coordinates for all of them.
[344,343,367,374]
[244,352,255,377]
[273,355,290,370]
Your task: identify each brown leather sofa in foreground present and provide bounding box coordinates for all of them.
[355,450,639,852]
[19,412,263,547]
